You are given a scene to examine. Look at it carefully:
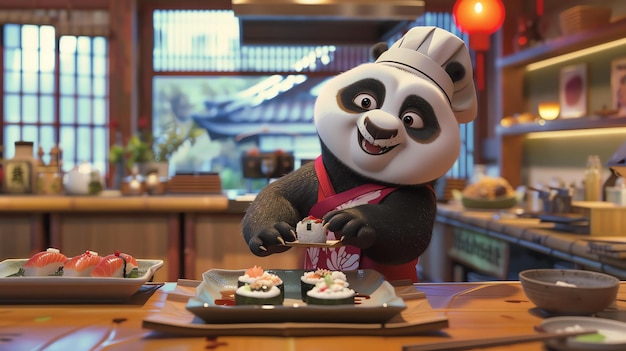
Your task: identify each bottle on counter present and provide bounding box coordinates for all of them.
[584,155,601,202]
[602,168,619,201]
[36,145,64,195]
[4,141,38,194]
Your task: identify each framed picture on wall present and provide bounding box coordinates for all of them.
[559,63,587,118]
[611,57,626,117]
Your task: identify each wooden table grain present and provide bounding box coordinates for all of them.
[1,281,624,351]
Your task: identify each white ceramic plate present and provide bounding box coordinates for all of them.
[284,240,342,248]
[540,316,626,350]
[0,258,164,303]
[187,269,406,324]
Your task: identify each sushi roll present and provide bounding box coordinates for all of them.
[306,275,355,305]
[300,269,347,301]
[238,266,284,299]
[22,248,68,276]
[91,251,139,278]
[63,250,103,277]
[235,279,283,306]
[296,215,326,243]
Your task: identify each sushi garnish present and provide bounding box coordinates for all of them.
[248,279,274,292]
[245,265,264,278]
[235,280,283,305]
[238,265,269,286]
[9,266,64,277]
[7,268,25,277]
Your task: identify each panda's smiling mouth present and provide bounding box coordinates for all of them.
[357,117,399,155]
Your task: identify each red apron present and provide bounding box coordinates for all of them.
[303,157,420,282]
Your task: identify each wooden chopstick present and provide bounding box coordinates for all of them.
[402,329,597,351]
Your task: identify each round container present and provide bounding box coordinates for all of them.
[63,162,103,195]
[519,269,619,315]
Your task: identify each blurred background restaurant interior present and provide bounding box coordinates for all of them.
[2,0,626,192]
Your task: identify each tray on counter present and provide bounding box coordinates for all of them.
[0,258,164,303]
[143,277,448,336]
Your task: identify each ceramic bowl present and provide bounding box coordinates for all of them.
[519,269,619,315]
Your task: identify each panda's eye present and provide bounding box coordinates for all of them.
[353,93,378,110]
[401,111,424,129]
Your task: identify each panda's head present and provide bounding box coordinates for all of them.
[313,26,477,185]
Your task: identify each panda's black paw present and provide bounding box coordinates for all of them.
[323,209,376,249]
[247,221,295,256]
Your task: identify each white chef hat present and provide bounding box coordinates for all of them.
[374,26,478,124]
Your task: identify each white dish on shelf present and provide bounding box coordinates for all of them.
[0,258,164,303]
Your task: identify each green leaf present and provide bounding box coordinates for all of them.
[126,268,140,278]
[7,267,25,277]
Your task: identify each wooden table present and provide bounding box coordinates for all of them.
[1,281,625,351]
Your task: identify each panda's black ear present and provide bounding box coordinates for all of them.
[444,61,466,83]
[370,42,388,61]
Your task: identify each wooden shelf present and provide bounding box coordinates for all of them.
[496,116,626,136]
[494,13,626,188]
[497,18,626,69]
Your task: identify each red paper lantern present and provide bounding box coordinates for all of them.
[453,0,505,90]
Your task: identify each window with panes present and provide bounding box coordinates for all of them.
[2,24,108,172]
[148,9,474,193]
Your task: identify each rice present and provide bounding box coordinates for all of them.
[306,277,355,304]
[296,216,326,243]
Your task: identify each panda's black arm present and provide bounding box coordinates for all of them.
[241,162,319,256]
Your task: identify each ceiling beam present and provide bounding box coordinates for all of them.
[0,0,108,10]
[232,0,425,21]
[240,19,409,45]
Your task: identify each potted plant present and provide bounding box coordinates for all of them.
[109,118,152,173]
[109,117,205,180]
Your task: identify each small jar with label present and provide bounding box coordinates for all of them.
[4,141,37,194]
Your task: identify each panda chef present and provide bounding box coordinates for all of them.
[242,26,477,282]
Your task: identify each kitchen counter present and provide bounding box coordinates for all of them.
[1,280,625,351]
[434,203,626,279]
[4,194,623,284]
[0,193,230,212]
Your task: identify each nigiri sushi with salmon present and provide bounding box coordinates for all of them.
[91,251,139,278]
[63,250,104,277]
[22,248,68,276]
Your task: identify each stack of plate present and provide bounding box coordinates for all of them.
[559,5,611,36]
[167,173,222,194]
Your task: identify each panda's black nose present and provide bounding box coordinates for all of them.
[364,116,398,140]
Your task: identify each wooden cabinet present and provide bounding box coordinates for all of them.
[495,19,626,187]
[49,212,180,282]
[0,195,230,282]
[0,213,45,260]
[184,212,302,280]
